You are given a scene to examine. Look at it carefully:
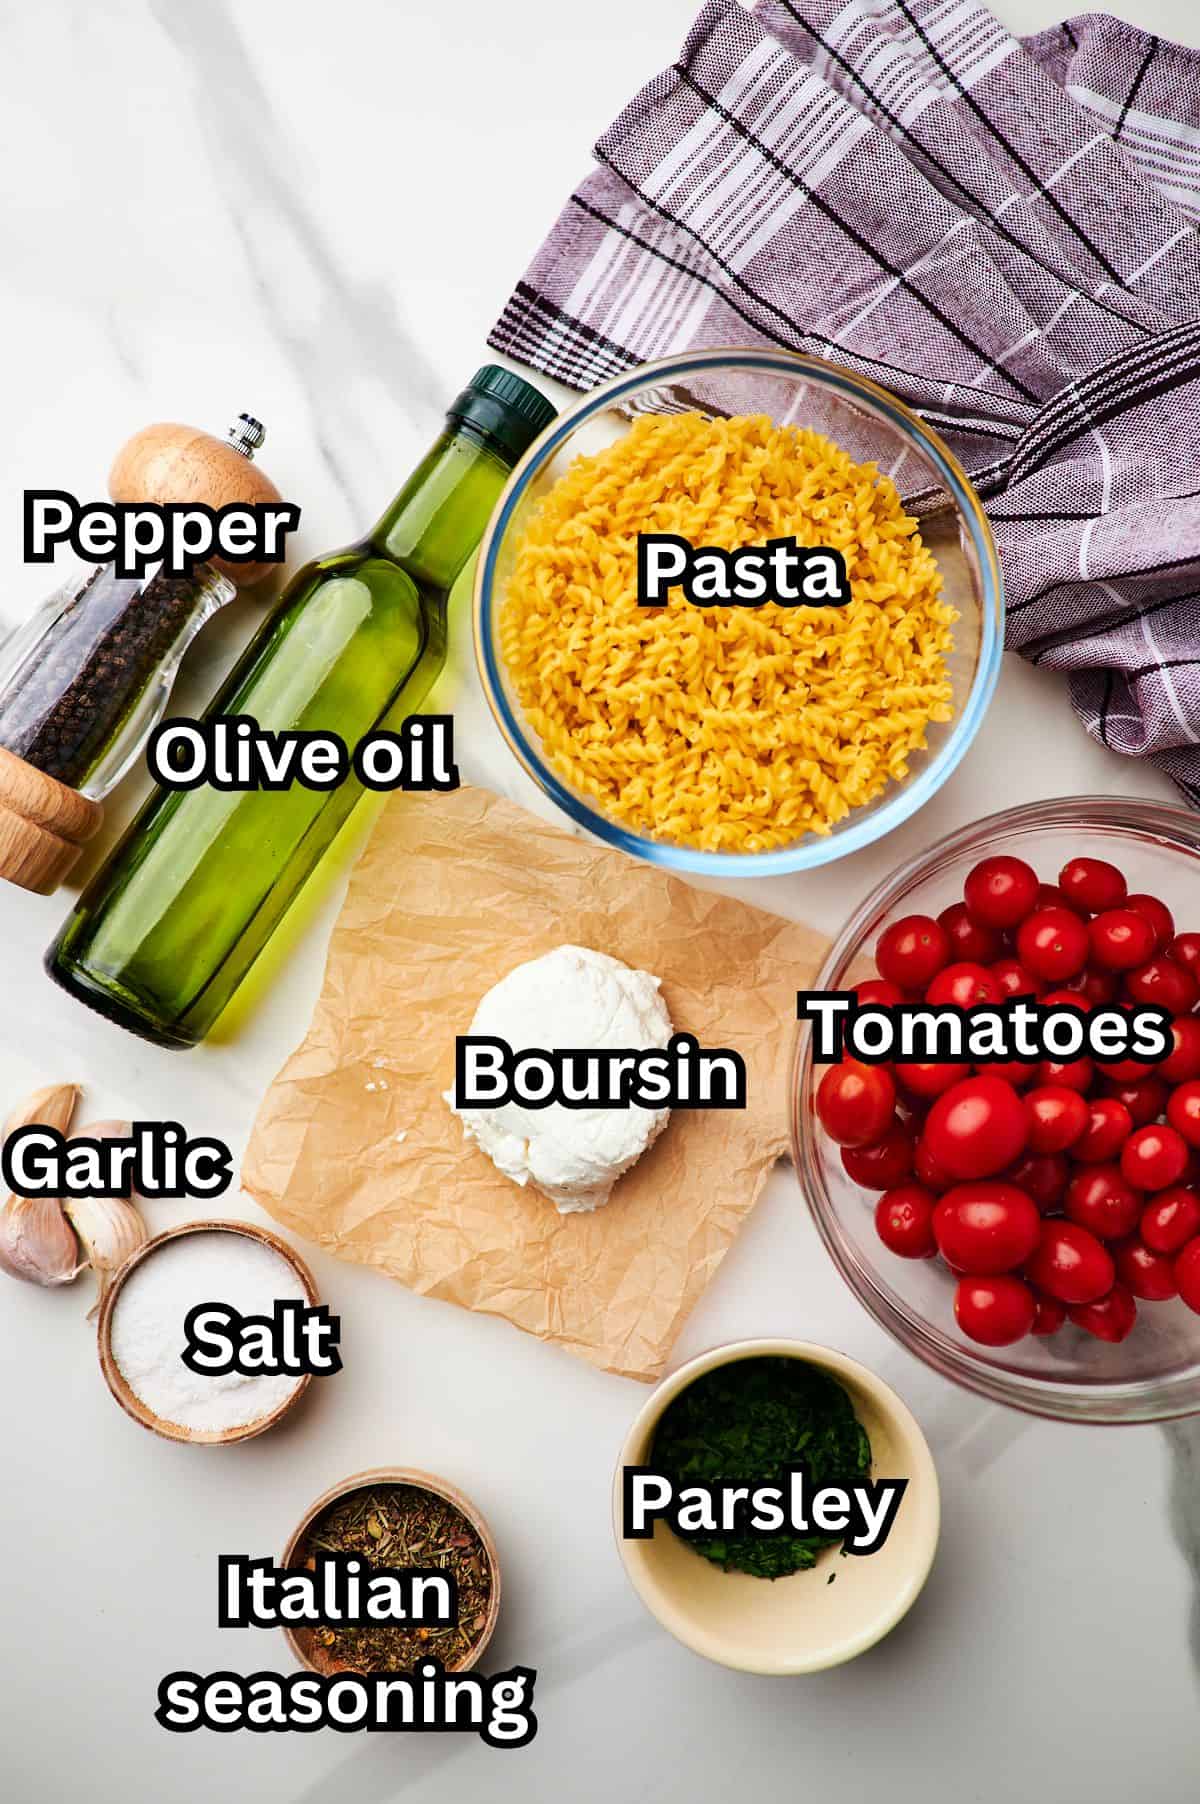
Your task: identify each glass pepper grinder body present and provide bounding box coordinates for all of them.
[48,368,554,1047]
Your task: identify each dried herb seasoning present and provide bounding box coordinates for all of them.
[649,1356,871,1579]
[294,1482,493,1674]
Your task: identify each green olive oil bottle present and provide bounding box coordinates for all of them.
[47,366,554,1047]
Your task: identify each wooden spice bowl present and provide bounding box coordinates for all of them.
[280,1467,502,1676]
[96,1219,320,1446]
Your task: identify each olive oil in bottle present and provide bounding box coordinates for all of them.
[47,367,554,1046]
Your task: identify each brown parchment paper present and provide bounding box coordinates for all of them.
[243,786,827,1381]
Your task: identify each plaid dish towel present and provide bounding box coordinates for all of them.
[489,2,1200,802]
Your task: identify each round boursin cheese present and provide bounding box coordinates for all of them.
[444,944,673,1213]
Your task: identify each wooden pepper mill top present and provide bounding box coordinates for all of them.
[0,413,285,894]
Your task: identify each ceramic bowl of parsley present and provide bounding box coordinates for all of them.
[613,1339,939,1674]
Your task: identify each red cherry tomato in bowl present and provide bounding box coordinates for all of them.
[876,915,950,990]
[932,1181,1041,1273]
[1023,1085,1088,1154]
[874,1184,937,1258]
[1175,1238,1200,1313]
[1126,955,1198,1015]
[1034,1055,1094,1093]
[1159,1017,1200,1084]
[1140,1186,1200,1255]
[954,1275,1036,1345]
[1072,1095,1133,1163]
[1067,1282,1137,1342]
[1111,1236,1178,1301]
[894,1060,962,1101]
[1166,1079,1200,1148]
[1125,892,1175,951]
[1064,1163,1141,1239]
[816,1058,896,1148]
[937,901,1002,964]
[852,977,905,1010]
[1120,1122,1189,1192]
[1087,908,1157,972]
[990,957,1043,1000]
[1030,1291,1066,1336]
[1059,856,1126,914]
[925,962,1001,1008]
[1167,931,1200,976]
[841,1117,914,1188]
[963,855,1040,930]
[1017,906,1090,983]
[1103,1074,1166,1127]
[1026,1220,1115,1303]
[924,1076,1028,1180]
[1004,1151,1069,1211]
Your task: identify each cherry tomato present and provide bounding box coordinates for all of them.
[990,957,1043,1001]
[876,915,950,991]
[1005,1151,1069,1211]
[1166,1079,1200,1148]
[1024,1085,1088,1154]
[842,1117,914,1189]
[1059,856,1127,915]
[894,1060,962,1100]
[816,1058,897,1148]
[963,855,1040,931]
[853,978,905,1010]
[1167,931,1200,977]
[1087,908,1156,972]
[1120,1122,1189,1192]
[1030,1292,1066,1336]
[1112,1236,1178,1301]
[1017,906,1089,983]
[938,901,1003,965]
[1140,1186,1200,1255]
[925,962,1001,1008]
[954,1274,1036,1345]
[1102,1074,1166,1127]
[1069,966,1118,1005]
[875,1184,938,1258]
[1126,955,1199,1015]
[924,1076,1028,1180]
[1026,1220,1115,1304]
[1160,1016,1200,1084]
[933,1182,1041,1273]
[914,1133,954,1193]
[976,1059,1037,1090]
[1067,1282,1137,1342]
[1125,893,1175,951]
[1175,1237,1200,1314]
[1072,1096,1133,1163]
[1036,883,1071,909]
[1064,1163,1141,1240]
[1034,1055,1094,1093]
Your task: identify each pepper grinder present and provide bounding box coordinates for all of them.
[0,414,285,894]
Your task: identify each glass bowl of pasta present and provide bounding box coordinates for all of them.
[474,348,1003,876]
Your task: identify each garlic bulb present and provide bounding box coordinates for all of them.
[0,1192,83,1286]
[64,1120,148,1315]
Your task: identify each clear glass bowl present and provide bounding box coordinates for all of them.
[793,796,1200,1424]
[474,348,1003,876]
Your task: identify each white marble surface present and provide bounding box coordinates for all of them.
[2,1,1200,1798]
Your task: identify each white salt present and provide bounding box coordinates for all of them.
[110,1230,308,1434]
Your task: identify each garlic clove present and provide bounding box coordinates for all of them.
[0,1193,84,1286]
[62,1194,148,1318]
[3,1082,81,1143]
[65,1120,147,1315]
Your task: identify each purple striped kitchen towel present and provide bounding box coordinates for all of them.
[490,2,1200,801]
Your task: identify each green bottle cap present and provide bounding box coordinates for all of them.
[447,364,557,465]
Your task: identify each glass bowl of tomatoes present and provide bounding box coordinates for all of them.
[793,795,1200,1423]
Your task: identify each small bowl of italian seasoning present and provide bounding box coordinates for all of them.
[281,1468,501,1675]
[614,1339,939,1675]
